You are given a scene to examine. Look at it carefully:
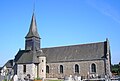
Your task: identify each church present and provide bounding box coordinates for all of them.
[14,12,111,80]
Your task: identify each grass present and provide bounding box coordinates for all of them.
[49,80,62,81]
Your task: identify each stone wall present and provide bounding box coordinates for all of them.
[17,64,37,80]
[46,60,105,79]
[0,75,4,81]
[39,56,46,78]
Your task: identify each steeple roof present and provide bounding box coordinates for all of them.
[25,13,40,38]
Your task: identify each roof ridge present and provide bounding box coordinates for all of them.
[42,41,105,49]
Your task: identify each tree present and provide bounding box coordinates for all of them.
[111,63,120,75]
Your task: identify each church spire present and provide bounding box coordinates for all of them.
[25,13,40,38]
[25,13,41,51]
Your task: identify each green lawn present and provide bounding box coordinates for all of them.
[49,80,63,81]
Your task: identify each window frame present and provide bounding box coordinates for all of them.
[60,65,63,74]
[91,63,96,73]
[75,64,79,73]
[23,65,26,73]
[46,65,49,73]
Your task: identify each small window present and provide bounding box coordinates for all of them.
[60,65,63,73]
[91,63,96,73]
[42,70,44,72]
[75,64,79,73]
[46,65,49,73]
[23,65,26,73]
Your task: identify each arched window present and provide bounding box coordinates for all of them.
[46,65,49,73]
[75,64,79,73]
[60,65,63,73]
[91,63,96,73]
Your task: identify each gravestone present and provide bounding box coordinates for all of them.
[14,75,18,81]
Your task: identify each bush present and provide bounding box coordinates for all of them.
[4,79,7,81]
[34,77,42,80]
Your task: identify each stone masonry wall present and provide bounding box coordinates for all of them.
[39,56,46,78]
[17,64,37,80]
[46,60,105,79]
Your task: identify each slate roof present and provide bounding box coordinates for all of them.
[42,41,107,63]
[14,50,44,64]
[0,67,2,70]
[0,67,2,73]
[15,41,107,64]
[3,60,13,68]
[25,13,40,38]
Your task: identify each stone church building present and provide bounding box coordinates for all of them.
[14,13,111,80]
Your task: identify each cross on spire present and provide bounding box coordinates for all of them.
[33,0,35,14]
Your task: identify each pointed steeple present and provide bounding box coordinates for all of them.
[25,13,41,51]
[25,13,40,38]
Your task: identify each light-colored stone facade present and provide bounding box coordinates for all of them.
[17,56,46,80]
[39,56,46,78]
[17,64,37,80]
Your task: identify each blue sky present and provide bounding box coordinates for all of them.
[0,0,120,66]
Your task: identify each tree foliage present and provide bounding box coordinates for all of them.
[111,63,120,75]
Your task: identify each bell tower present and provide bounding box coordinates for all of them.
[25,13,40,51]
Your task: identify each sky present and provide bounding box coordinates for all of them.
[0,0,120,66]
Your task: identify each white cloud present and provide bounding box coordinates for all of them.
[86,0,120,24]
